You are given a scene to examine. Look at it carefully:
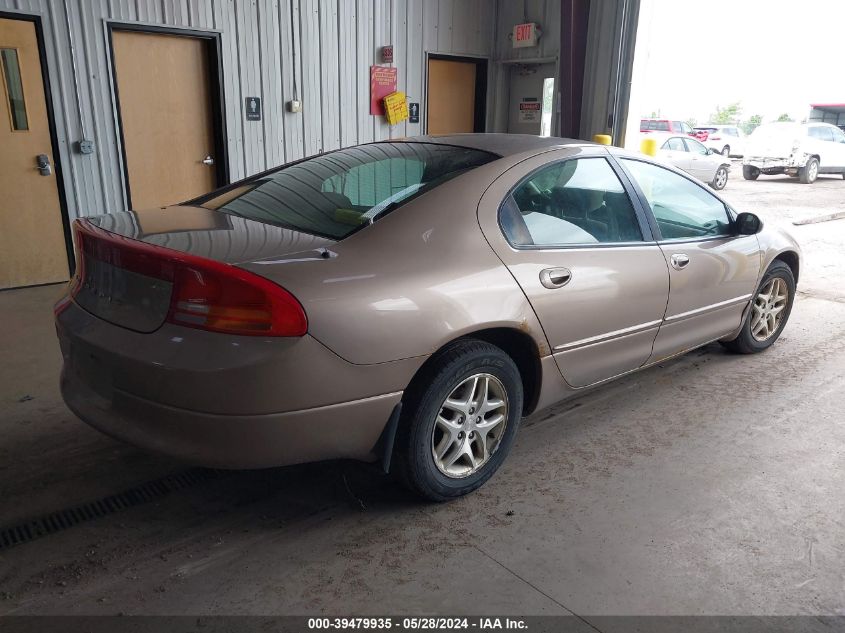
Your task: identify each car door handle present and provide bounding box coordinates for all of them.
[670,253,690,270]
[539,267,572,289]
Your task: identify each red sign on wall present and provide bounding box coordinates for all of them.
[513,22,538,48]
[370,66,398,116]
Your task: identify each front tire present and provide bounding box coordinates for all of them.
[722,261,795,354]
[799,157,819,184]
[394,340,523,501]
[743,165,760,180]
[710,166,729,190]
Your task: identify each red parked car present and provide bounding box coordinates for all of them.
[640,119,694,135]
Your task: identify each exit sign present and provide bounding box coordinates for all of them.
[513,22,538,48]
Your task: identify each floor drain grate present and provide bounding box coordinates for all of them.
[0,468,225,551]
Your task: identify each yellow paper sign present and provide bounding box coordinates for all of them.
[383,91,409,126]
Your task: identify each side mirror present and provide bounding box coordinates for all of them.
[735,212,762,235]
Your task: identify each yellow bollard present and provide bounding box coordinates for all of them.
[640,137,658,157]
[593,134,612,146]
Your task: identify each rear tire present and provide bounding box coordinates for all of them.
[722,261,795,354]
[743,165,760,180]
[799,157,819,184]
[394,339,523,501]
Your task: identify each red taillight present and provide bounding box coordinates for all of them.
[71,219,307,337]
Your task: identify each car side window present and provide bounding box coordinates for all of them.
[808,126,834,142]
[501,157,644,247]
[656,121,670,132]
[664,137,686,151]
[832,127,845,143]
[621,159,732,240]
[684,138,708,155]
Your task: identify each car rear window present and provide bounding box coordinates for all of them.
[195,142,497,239]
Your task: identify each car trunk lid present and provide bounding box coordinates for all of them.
[71,206,328,334]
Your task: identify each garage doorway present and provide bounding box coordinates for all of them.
[0,14,70,290]
[507,63,556,136]
[109,27,227,210]
[426,55,487,134]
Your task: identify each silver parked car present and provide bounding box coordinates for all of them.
[648,133,732,190]
[55,134,801,500]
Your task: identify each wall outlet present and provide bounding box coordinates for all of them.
[287,100,302,113]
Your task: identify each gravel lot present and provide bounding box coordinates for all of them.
[0,165,843,619]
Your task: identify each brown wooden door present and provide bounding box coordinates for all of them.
[427,59,476,135]
[112,30,218,210]
[0,17,68,289]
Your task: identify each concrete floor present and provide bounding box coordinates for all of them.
[0,172,843,617]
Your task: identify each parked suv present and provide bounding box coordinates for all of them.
[743,122,845,184]
[640,119,694,134]
[693,125,745,157]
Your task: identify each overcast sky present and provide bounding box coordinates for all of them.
[630,0,845,125]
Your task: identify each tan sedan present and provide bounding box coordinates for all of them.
[55,135,800,500]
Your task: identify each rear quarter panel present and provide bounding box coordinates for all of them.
[238,159,552,365]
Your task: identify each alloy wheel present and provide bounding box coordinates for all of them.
[714,167,728,189]
[750,277,789,342]
[808,161,819,181]
[431,373,509,478]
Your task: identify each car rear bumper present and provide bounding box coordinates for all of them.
[60,362,400,468]
[744,155,806,171]
[55,299,416,468]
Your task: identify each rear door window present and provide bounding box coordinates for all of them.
[500,157,644,246]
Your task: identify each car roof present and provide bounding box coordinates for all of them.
[397,134,592,157]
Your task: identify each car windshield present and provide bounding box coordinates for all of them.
[195,142,498,239]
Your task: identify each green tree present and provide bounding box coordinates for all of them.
[776,113,794,122]
[709,102,742,124]
[741,114,763,135]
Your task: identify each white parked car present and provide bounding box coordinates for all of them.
[693,125,745,157]
[743,122,845,184]
[645,133,732,190]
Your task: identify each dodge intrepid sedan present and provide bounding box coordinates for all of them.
[55,134,800,500]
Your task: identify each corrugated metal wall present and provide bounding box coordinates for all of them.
[0,0,496,221]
